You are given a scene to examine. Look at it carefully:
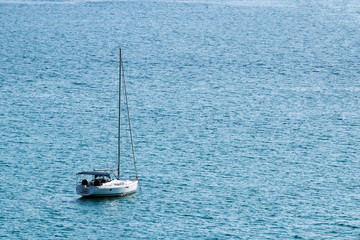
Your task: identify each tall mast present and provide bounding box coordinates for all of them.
[118,48,122,180]
[117,48,138,181]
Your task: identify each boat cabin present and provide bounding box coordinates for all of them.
[77,171,112,187]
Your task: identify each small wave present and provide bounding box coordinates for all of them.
[337,222,360,229]
[0,0,75,4]
[0,0,122,4]
[152,0,295,7]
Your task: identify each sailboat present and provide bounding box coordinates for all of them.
[76,48,139,197]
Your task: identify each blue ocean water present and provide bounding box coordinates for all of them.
[1,0,360,238]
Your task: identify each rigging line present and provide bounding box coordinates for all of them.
[121,57,138,180]
[118,48,122,180]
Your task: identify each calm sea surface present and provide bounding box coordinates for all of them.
[1,0,360,239]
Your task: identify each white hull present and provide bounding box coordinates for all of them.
[76,179,138,197]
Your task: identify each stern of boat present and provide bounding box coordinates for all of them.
[76,184,97,196]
